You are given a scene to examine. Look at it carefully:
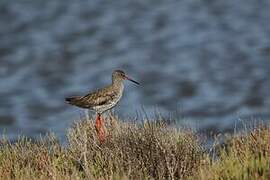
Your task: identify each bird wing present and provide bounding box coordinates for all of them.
[82,88,117,107]
[65,86,117,109]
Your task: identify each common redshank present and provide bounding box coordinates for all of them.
[65,70,139,142]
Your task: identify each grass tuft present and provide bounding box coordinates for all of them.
[67,116,203,179]
[195,126,270,180]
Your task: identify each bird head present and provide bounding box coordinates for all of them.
[112,70,140,85]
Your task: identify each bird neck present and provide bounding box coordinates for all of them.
[112,79,124,89]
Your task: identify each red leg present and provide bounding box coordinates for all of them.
[95,113,105,143]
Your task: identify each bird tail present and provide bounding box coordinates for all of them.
[65,96,81,105]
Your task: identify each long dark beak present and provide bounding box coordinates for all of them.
[125,76,140,85]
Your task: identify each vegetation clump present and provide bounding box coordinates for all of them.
[67,116,203,179]
[195,126,270,180]
[0,115,269,179]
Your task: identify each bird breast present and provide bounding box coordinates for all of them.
[111,84,124,106]
[94,83,124,114]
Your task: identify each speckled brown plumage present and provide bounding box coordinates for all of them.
[65,85,119,110]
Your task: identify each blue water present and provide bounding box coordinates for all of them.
[1,0,270,140]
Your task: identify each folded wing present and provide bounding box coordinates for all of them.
[65,88,117,109]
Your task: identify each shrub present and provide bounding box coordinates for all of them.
[196,126,270,180]
[67,116,204,179]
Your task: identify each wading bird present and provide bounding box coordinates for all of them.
[65,70,140,143]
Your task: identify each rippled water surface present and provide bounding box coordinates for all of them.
[1,0,270,140]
